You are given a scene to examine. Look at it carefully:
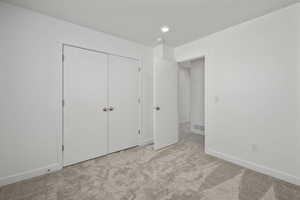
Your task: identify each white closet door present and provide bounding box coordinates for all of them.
[108,55,139,153]
[64,46,108,166]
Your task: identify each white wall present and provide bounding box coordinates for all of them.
[0,2,153,186]
[175,3,300,185]
[178,66,191,123]
[190,58,205,134]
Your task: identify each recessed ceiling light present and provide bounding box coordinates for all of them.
[161,26,170,33]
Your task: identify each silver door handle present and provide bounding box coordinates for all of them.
[103,107,108,112]
[109,106,114,111]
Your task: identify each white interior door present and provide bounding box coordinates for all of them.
[154,58,178,150]
[108,55,139,153]
[63,46,108,166]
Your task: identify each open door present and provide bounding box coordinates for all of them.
[153,58,178,150]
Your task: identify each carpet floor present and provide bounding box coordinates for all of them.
[1,130,300,200]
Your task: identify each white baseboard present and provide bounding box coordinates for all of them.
[0,163,62,187]
[206,149,300,186]
[140,138,154,146]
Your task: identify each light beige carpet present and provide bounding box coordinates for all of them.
[1,130,300,200]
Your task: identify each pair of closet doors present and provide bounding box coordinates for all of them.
[63,45,140,166]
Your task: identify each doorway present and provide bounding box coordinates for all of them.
[178,57,205,150]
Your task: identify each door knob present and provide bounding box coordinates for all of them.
[109,106,114,111]
[103,107,107,112]
[155,106,160,111]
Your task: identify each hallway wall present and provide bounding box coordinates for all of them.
[178,58,205,135]
[190,58,205,135]
[178,66,191,123]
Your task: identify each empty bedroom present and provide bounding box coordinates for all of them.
[0,0,300,199]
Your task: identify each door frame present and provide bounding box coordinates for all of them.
[59,43,143,167]
[176,53,208,153]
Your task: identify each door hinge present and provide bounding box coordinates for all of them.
[138,98,141,104]
[138,130,141,135]
[62,54,65,62]
[138,67,141,72]
[62,145,64,151]
[62,99,65,107]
